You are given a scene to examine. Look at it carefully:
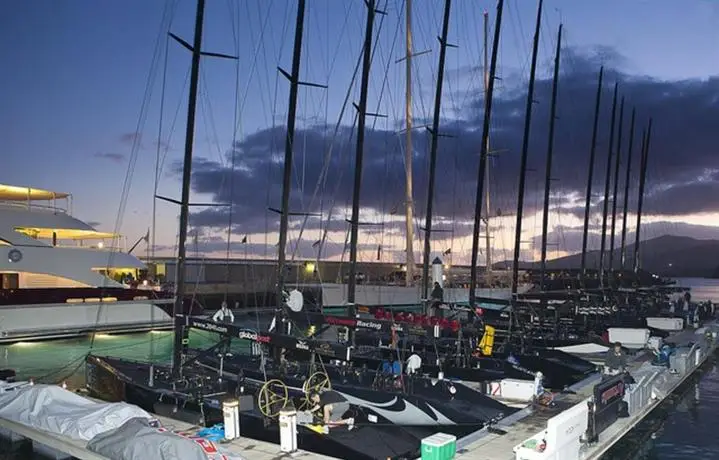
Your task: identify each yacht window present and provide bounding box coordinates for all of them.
[1,273,19,289]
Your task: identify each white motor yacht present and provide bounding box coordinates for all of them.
[0,184,176,343]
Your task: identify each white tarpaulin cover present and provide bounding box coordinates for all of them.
[0,384,246,460]
[0,384,152,441]
[87,418,245,460]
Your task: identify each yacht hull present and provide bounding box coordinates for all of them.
[0,300,173,343]
[319,283,527,309]
[85,355,466,460]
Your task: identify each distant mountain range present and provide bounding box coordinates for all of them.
[493,235,719,278]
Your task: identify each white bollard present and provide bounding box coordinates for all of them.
[223,399,240,440]
[432,257,444,288]
[219,355,224,382]
[534,371,544,396]
[279,408,298,453]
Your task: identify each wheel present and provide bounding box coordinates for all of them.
[257,379,289,418]
[299,372,331,409]
[302,371,332,395]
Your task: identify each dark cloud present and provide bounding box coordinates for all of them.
[93,152,125,162]
[643,181,719,216]
[117,132,171,152]
[157,235,378,260]
[119,132,142,145]
[182,46,719,250]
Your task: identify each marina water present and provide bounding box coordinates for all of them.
[3,278,719,459]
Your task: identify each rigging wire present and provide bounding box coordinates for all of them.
[149,31,172,366]
[88,0,179,353]
[293,1,393,265]
[222,0,243,304]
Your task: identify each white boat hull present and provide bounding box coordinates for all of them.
[552,342,609,355]
[320,283,528,308]
[0,301,172,343]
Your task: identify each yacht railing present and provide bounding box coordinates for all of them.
[0,196,71,215]
[55,242,127,252]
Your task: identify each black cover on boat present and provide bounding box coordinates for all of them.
[319,425,423,460]
[87,417,218,460]
[0,369,16,381]
[535,349,597,375]
[89,356,428,460]
[203,353,513,425]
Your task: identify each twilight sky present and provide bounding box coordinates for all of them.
[2,0,719,266]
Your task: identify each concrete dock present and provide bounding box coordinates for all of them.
[448,323,718,460]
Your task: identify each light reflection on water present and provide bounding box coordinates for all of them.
[0,329,248,389]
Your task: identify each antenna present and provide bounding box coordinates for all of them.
[511,0,544,296]
[633,119,652,273]
[469,0,504,308]
[580,67,604,280]
[510,0,544,346]
[620,108,636,269]
[347,0,385,344]
[608,97,625,273]
[421,0,455,303]
[167,0,238,378]
[539,24,563,291]
[273,0,326,333]
[599,83,619,288]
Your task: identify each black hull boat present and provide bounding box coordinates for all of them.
[345,332,596,389]
[86,355,484,460]
[196,351,514,425]
[287,310,597,388]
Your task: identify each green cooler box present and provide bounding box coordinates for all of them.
[421,433,457,460]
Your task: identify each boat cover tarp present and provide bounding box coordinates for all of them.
[0,384,151,441]
[87,417,245,460]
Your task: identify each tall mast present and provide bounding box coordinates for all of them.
[421,0,453,300]
[347,0,378,316]
[403,0,416,287]
[539,24,562,290]
[483,10,492,279]
[171,0,207,377]
[276,0,310,318]
[510,0,543,296]
[469,0,504,308]
[608,97,625,272]
[598,83,618,288]
[620,108,636,269]
[633,119,652,273]
[580,67,604,278]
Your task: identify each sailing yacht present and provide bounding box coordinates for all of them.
[0,184,174,343]
[316,1,527,313]
[318,275,528,310]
